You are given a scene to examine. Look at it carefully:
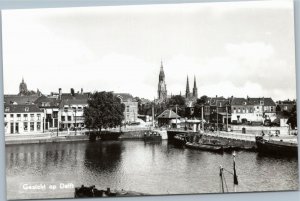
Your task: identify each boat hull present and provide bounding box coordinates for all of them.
[255,136,298,157]
[185,142,225,153]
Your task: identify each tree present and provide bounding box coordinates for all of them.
[287,105,297,129]
[167,95,185,107]
[84,91,125,132]
[167,95,186,117]
[197,95,209,105]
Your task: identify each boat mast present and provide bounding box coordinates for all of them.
[201,105,204,132]
[219,165,224,193]
[233,152,238,192]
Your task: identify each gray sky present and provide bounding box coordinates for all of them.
[2,0,296,101]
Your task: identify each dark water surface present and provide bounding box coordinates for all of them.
[6,140,299,200]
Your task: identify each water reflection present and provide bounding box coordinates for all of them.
[5,140,299,200]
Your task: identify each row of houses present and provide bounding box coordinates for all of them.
[4,88,138,135]
[187,96,296,125]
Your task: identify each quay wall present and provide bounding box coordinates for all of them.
[231,126,292,135]
[5,135,89,145]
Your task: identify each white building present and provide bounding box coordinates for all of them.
[231,97,276,124]
[4,104,45,134]
[115,93,138,124]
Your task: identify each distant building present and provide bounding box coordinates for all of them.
[185,76,198,107]
[231,97,276,124]
[276,99,296,113]
[34,94,61,131]
[4,104,44,134]
[115,93,138,124]
[157,61,168,102]
[18,77,39,96]
[157,109,181,127]
[209,96,231,124]
[59,88,89,130]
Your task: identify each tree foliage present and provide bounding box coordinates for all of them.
[287,105,297,129]
[84,91,125,131]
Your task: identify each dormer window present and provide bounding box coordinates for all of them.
[25,107,29,112]
[244,102,247,105]
[260,101,264,105]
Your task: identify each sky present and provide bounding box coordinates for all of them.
[2,0,296,101]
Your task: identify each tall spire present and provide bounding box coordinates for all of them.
[186,76,190,98]
[159,60,165,82]
[193,75,198,99]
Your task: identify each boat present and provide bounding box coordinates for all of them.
[173,134,188,146]
[74,186,146,198]
[255,136,298,157]
[185,142,225,153]
[144,130,162,141]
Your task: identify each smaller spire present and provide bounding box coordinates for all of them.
[194,75,197,88]
[22,77,24,83]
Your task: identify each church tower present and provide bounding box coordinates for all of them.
[19,77,28,96]
[185,76,190,98]
[157,61,167,101]
[192,75,198,99]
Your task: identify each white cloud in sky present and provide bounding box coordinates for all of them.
[2,0,296,101]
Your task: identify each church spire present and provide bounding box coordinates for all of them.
[193,75,198,99]
[159,60,165,82]
[186,76,190,98]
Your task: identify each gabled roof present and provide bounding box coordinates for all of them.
[61,93,89,100]
[60,99,88,107]
[34,95,61,108]
[157,109,180,119]
[4,104,43,113]
[230,97,248,106]
[4,94,40,105]
[248,98,276,106]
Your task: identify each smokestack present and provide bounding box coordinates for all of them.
[59,88,62,100]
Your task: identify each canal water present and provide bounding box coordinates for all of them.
[6,140,299,200]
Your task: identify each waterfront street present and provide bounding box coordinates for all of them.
[6,139,299,200]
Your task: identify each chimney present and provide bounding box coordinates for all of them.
[59,88,62,100]
[81,88,83,94]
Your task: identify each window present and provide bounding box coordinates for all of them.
[24,114,28,120]
[37,114,41,120]
[17,114,21,121]
[62,116,65,121]
[260,101,264,105]
[238,108,241,113]
[5,107,10,112]
[24,122,28,131]
[30,114,34,121]
[242,108,245,113]
[37,122,41,131]
[10,114,14,118]
[250,108,253,113]
[4,114,6,118]
[25,107,29,112]
[30,122,34,131]
[127,106,130,112]
[68,116,72,121]
[257,106,259,109]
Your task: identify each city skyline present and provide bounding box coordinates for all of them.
[2,0,296,101]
